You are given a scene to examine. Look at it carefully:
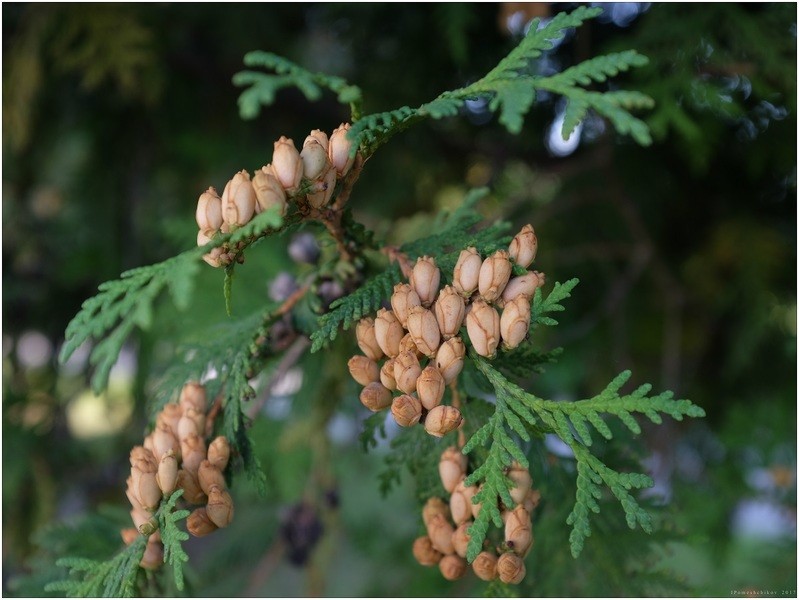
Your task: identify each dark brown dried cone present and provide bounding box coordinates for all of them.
[438,446,467,494]
[187,507,218,537]
[206,485,235,528]
[374,308,405,358]
[207,436,231,471]
[179,381,208,413]
[176,469,207,505]
[426,513,455,555]
[504,505,533,557]
[412,536,443,567]
[198,460,226,495]
[450,478,477,525]
[359,382,393,412]
[508,224,538,268]
[424,405,463,438]
[356,317,384,361]
[439,554,468,581]
[348,355,380,386]
[422,497,449,529]
[139,538,164,570]
[451,521,472,558]
[380,358,397,390]
[472,551,499,581]
[417,365,446,411]
[507,462,533,506]
[391,394,423,427]
[497,552,526,584]
[394,350,422,395]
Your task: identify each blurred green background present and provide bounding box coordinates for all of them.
[3,3,796,597]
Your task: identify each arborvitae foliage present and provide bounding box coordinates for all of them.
[45,7,705,596]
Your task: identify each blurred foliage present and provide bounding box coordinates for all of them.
[3,3,795,597]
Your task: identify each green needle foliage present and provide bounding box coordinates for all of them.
[157,490,191,591]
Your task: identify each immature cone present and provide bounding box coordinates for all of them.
[466,300,501,358]
[305,129,329,151]
[180,433,206,475]
[208,436,231,471]
[328,123,355,177]
[126,478,145,512]
[272,136,303,191]
[500,296,531,350]
[507,462,533,506]
[497,552,526,584]
[439,554,468,581]
[504,505,533,557]
[417,365,445,410]
[473,551,499,581]
[439,446,467,494]
[198,460,226,495]
[356,318,384,362]
[140,538,164,570]
[300,139,331,181]
[120,527,139,546]
[130,449,161,512]
[508,224,538,268]
[450,478,477,525]
[500,272,540,305]
[177,469,206,504]
[478,250,512,302]
[380,358,397,390]
[221,170,257,228]
[252,166,288,215]
[156,403,182,436]
[406,306,441,357]
[523,489,542,514]
[156,452,178,495]
[179,382,207,413]
[130,507,153,532]
[410,256,441,307]
[393,350,422,395]
[424,405,463,438]
[187,507,218,537]
[452,247,482,297]
[434,286,466,340]
[359,382,393,412]
[374,309,405,358]
[195,187,223,235]
[197,231,223,267]
[451,521,472,558]
[348,355,380,386]
[307,166,336,208]
[412,536,443,567]
[152,424,180,462]
[206,485,235,527]
[178,407,205,440]
[391,394,423,427]
[390,283,422,328]
[426,513,455,555]
[435,337,465,384]
[422,497,450,528]
[399,333,423,359]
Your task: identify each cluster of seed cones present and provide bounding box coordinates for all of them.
[412,447,539,584]
[121,383,234,569]
[195,124,358,267]
[347,224,543,436]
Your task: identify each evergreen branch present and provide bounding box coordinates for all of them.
[234,51,363,120]
[530,277,579,328]
[377,425,445,500]
[157,489,191,591]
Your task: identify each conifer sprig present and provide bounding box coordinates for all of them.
[157,490,191,591]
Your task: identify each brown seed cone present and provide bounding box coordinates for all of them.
[434,286,466,339]
[523,489,542,514]
[380,358,397,390]
[206,485,235,528]
[156,403,183,437]
[410,256,441,307]
[417,365,445,411]
[435,337,465,384]
[177,411,201,441]
[272,136,303,192]
[307,167,336,208]
[120,527,139,546]
[156,452,179,495]
[478,250,512,302]
[500,296,531,350]
[180,433,207,476]
[130,446,158,469]
[359,382,393,412]
[466,300,501,358]
[176,469,207,505]
[412,536,443,566]
[422,497,450,529]
[186,507,218,537]
[393,350,422,395]
[207,436,231,471]
[500,272,540,306]
[196,187,223,235]
[300,139,330,181]
[450,478,478,525]
[497,552,526,584]
[139,538,164,570]
[131,466,161,512]
[508,224,538,268]
[472,551,499,581]
[221,170,256,228]
[398,333,423,359]
[305,129,329,151]
[152,424,181,463]
[198,460,226,495]
[438,554,468,581]
[328,123,355,177]
[406,306,441,357]
[507,462,533,506]
[252,166,288,215]
[504,505,533,557]
[348,355,381,386]
[390,394,423,427]
[391,283,422,329]
[452,247,482,298]
[179,382,208,413]
[451,521,472,558]
[439,446,467,494]
[130,508,155,532]
[374,309,405,358]
[426,513,455,555]
[424,405,463,438]
[356,317,384,362]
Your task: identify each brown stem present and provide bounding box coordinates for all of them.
[274,284,310,318]
[450,381,466,449]
[247,336,311,420]
[381,246,413,279]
